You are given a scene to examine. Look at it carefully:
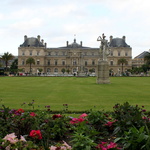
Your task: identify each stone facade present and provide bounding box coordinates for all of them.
[18,35,132,75]
[132,51,150,68]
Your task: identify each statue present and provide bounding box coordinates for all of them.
[97,33,110,61]
[96,33,110,84]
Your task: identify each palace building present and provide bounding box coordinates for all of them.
[18,35,132,75]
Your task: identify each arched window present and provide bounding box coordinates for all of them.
[54,68,58,73]
[47,68,51,72]
[73,68,76,72]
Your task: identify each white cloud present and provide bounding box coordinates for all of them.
[10,18,44,31]
[0,0,150,57]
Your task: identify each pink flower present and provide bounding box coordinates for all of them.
[3,133,26,145]
[107,142,117,149]
[49,141,72,150]
[3,133,18,144]
[70,118,85,124]
[30,112,36,117]
[96,141,121,150]
[79,113,88,118]
[104,121,113,127]
[52,114,62,120]
[29,130,42,139]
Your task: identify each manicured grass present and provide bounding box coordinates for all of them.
[0,76,150,111]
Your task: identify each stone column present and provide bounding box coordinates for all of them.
[97,60,110,84]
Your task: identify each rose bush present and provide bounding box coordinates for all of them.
[1,102,150,149]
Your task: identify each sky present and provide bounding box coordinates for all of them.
[0,0,150,58]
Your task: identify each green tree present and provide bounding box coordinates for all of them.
[26,57,35,74]
[66,69,70,74]
[118,58,128,74]
[1,52,14,71]
[61,68,65,74]
[10,59,18,74]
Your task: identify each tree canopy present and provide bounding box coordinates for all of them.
[26,57,35,73]
[1,52,14,71]
[118,58,128,74]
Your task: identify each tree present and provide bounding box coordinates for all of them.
[1,52,14,71]
[10,59,18,74]
[26,57,35,74]
[118,58,128,74]
[66,69,70,74]
[61,68,66,74]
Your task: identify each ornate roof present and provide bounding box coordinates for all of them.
[134,51,150,58]
[20,37,44,47]
[59,39,90,49]
[109,38,130,48]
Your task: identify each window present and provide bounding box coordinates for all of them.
[92,52,94,56]
[110,60,113,66]
[47,60,50,65]
[37,52,39,56]
[22,60,24,65]
[48,52,51,56]
[55,60,58,65]
[62,60,65,65]
[111,51,113,56]
[125,52,128,56]
[118,52,120,56]
[22,52,25,56]
[73,60,77,65]
[92,60,95,65]
[84,52,87,56]
[30,51,32,56]
[55,52,58,56]
[37,60,40,65]
[85,61,88,66]
[62,52,65,56]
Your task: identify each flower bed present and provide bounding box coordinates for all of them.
[1,102,150,150]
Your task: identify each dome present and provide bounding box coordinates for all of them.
[109,38,130,47]
[67,39,82,48]
[20,37,44,47]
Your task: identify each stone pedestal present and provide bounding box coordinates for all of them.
[97,60,110,84]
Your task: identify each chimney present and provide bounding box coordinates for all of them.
[41,39,44,45]
[45,43,47,48]
[110,36,113,42]
[122,36,126,41]
[37,35,40,42]
[80,41,82,47]
[66,41,69,47]
[24,35,27,42]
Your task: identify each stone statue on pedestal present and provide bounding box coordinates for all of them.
[96,33,110,84]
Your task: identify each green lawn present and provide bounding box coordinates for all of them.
[0,76,150,111]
